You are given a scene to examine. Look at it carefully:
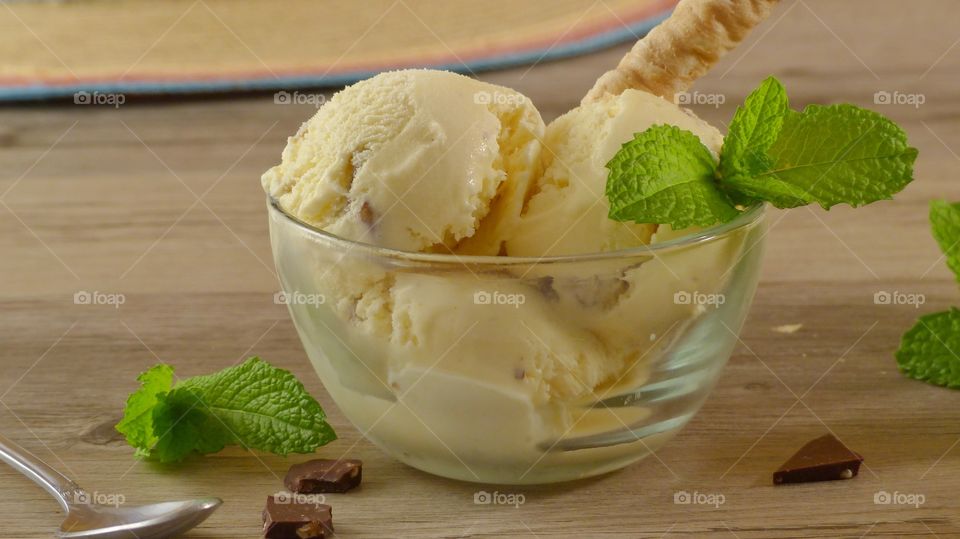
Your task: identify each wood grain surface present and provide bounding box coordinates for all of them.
[2,1,960,537]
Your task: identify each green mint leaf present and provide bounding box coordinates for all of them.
[733,103,917,209]
[930,199,960,282]
[720,76,789,186]
[605,76,917,228]
[606,124,738,229]
[177,357,337,456]
[896,308,960,388]
[115,364,174,451]
[721,163,814,208]
[150,388,233,463]
[894,201,960,390]
[116,357,336,463]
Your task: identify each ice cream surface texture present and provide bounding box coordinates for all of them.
[262,69,544,255]
[507,89,724,256]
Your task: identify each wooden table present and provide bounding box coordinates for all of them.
[2,1,959,536]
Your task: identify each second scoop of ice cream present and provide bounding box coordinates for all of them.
[507,89,724,256]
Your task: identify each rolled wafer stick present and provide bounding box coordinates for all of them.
[582,0,780,103]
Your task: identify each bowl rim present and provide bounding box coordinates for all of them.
[267,196,765,265]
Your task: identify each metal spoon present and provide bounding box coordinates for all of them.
[0,433,221,538]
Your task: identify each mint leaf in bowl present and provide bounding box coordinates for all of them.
[606,124,739,229]
[605,76,918,230]
[742,104,917,209]
[720,76,789,188]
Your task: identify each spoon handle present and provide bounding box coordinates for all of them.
[0,433,81,511]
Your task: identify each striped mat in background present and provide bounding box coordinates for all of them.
[0,0,677,100]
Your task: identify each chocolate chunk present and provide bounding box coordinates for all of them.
[359,201,375,226]
[262,495,333,539]
[285,459,362,494]
[773,434,863,485]
[534,276,559,302]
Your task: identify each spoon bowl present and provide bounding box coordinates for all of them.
[0,433,221,539]
[58,496,222,538]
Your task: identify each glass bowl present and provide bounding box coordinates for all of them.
[267,198,766,484]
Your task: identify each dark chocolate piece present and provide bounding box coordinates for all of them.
[773,433,863,485]
[534,276,559,302]
[285,459,362,494]
[262,495,333,539]
[359,201,375,226]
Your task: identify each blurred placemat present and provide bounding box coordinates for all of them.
[0,0,676,100]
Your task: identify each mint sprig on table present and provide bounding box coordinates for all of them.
[896,202,960,388]
[115,357,336,463]
[606,76,918,228]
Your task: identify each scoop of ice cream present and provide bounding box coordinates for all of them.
[262,69,544,255]
[506,89,723,257]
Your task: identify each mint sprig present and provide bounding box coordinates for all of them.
[606,76,918,228]
[116,357,336,463]
[895,201,960,388]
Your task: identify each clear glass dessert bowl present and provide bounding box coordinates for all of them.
[267,198,766,484]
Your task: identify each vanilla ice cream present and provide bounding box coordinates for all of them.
[263,69,544,255]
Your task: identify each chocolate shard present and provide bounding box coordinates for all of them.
[262,495,333,539]
[773,433,863,485]
[285,459,363,494]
